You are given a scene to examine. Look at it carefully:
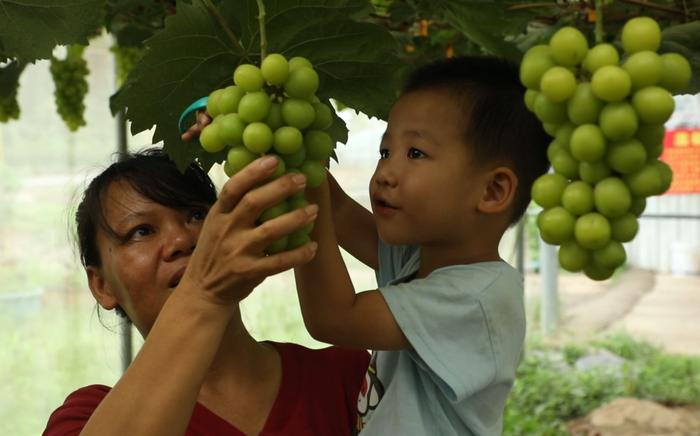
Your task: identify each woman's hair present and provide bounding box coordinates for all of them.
[75,147,217,318]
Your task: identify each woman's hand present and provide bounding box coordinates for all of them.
[180,156,318,306]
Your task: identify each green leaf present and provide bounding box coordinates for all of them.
[0,60,25,98]
[112,0,400,172]
[661,21,700,95]
[0,0,105,62]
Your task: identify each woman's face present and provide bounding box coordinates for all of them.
[86,179,207,336]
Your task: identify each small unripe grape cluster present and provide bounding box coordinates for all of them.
[200,54,334,254]
[111,45,145,86]
[50,45,90,132]
[521,16,691,281]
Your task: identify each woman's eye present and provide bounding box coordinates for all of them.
[379,148,390,159]
[128,226,152,240]
[190,209,208,222]
[408,148,426,159]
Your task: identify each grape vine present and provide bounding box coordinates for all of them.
[50,45,90,132]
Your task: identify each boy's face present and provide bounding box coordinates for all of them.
[370,89,490,246]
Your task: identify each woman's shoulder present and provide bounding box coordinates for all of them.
[272,342,370,373]
[43,385,112,435]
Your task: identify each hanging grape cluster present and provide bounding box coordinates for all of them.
[0,91,20,122]
[199,54,334,254]
[111,45,145,86]
[521,16,692,281]
[50,45,90,132]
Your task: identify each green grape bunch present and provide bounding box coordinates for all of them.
[521,16,692,281]
[50,45,90,132]
[198,54,334,254]
[111,45,145,86]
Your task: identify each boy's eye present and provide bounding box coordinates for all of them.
[408,148,426,159]
[379,148,390,159]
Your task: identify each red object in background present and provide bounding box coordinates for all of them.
[661,128,700,194]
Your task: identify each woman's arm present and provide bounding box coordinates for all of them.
[72,158,317,436]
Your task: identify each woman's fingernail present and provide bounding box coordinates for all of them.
[309,242,318,252]
[305,204,319,216]
[259,156,278,169]
[292,173,307,185]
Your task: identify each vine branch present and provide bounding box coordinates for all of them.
[617,0,686,16]
[201,0,247,56]
[256,0,268,60]
[594,0,605,44]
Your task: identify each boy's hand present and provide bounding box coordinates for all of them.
[181,110,213,142]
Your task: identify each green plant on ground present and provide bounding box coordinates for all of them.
[503,333,700,435]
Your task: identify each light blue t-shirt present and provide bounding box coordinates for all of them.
[355,241,525,436]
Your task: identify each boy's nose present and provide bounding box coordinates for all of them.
[373,162,398,187]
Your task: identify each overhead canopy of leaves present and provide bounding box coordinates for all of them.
[0,0,105,62]
[112,0,401,172]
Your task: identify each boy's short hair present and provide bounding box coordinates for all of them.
[402,55,550,224]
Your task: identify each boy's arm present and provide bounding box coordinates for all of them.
[295,179,409,350]
[327,173,378,270]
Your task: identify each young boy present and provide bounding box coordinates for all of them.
[294,55,550,435]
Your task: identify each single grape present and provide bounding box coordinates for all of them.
[543,122,562,137]
[238,91,272,123]
[606,139,647,175]
[288,56,313,72]
[531,173,568,209]
[218,85,246,114]
[524,89,538,112]
[233,64,264,92]
[652,159,673,194]
[261,53,290,85]
[217,113,246,146]
[622,51,662,89]
[281,98,316,129]
[632,86,675,124]
[567,82,603,125]
[584,263,615,281]
[551,148,579,180]
[537,207,576,245]
[284,66,320,98]
[594,177,632,218]
[273,126,304,155]
[540,66,577,102]
[260,201,291,222]
[304,130,334,160]
[582,43,619,74]
[558,240,590,272]
[281,146,307,168]
[579,161,611,184]
[311,102,334,129]
[636,123,666,151]
[570,124,606,162]
[199,123,226,153]
[265,103,284,131]
[547,140,565,162]
[533,93,568,124]
[206,88,225,117]
[599,102,638,141]
[658,53,692,94]
[549,26,589,67]
[242,122,274,153]
[300,160,327,188]
[621,17,661,54]
[519,45,556,90]
[591,65,631,102]
[610,213,639,242]
[629,196,647,217]
[554,123,576,149]
[624,164,663,197]
[591,240,627,269]
[226,146,259,175]
[575,212,612,250]
[562,180,595,216]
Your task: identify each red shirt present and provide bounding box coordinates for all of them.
[44,342,369,436]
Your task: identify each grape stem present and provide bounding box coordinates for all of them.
[594,0,605,44]
[201,0,247,57]
[256,0,268,61]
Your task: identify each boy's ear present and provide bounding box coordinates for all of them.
[86,266,120,310]
[477,166,518,215]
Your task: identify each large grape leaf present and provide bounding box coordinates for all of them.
[111,0,401,172]
[0,0,105,62]
[661,20,700,95]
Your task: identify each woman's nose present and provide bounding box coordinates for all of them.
[163,222,198,261]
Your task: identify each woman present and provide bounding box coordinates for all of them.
[43,148,370,436]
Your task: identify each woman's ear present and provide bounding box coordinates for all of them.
[86,266,120,310]
[477,166,518,215]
